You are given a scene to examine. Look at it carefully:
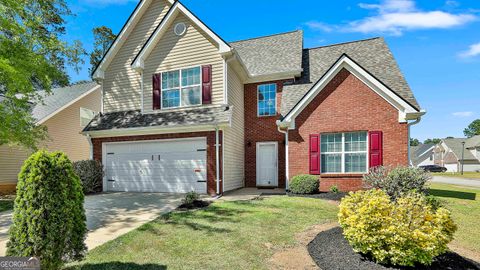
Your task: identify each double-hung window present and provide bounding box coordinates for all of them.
[257,83,277,116]
[321,131,368,173]
[161,66,201,109]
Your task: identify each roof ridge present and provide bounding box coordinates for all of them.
[305,37,382,50]
[230,29,302,44]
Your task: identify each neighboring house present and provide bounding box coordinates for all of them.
[83,0,424,195]
[0,82,101,194]
[411,143,435,167]
[434,136,480,172]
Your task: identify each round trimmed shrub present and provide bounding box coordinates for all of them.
[338,189,457,266]
[73,160,104,194]
[289,174,319,194]
[7,150,87,270]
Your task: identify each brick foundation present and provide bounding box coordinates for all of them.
[91,131,222,195]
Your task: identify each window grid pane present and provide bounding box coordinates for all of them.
[345,132,367,152]
[161,67,201,108]
[181,86,201,106]
[320,132,368,173]
[345,153,367,173]
[321,133,342,153]
[162,89,180,108]
[258,84,276,116]
[321,154,341,173]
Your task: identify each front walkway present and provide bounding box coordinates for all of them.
[221,187,286,201]
[0,192,183,255]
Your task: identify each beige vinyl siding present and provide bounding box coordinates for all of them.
[103,0,171,112]
[223,65,244,191]
[0,145,30,185]
[41,89,101,162]
[142,13,224,113]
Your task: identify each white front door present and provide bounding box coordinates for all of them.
[103,138,207,193]
[256,142,278,187]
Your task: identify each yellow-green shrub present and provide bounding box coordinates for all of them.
[338,189,457,266]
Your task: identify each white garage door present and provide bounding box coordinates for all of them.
[104,138,207,193]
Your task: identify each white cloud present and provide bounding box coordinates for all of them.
[459,42,480,58]
[305,22,333,32]
[452,111,474,117]
[306,0,476,36]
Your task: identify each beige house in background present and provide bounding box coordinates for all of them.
[0,82,101,194]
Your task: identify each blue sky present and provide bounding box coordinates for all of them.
[63,0,480,141]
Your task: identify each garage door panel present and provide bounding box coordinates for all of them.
[104,138,207,193]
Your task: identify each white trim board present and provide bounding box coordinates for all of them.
[37,85,101,125]
[131,1,231,72]
[92,0,175,79]
[279,54,423,128]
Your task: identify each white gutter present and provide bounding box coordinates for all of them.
[140,70,144,113]
[215,126,221,195]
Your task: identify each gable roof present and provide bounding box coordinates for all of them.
[92,0,175,79]
[443,138,478,161]
[465,135,480,149]
[33,82,99,123]
[131,1,231,71]
[229,30,303,77]
[280,38,420,117]
[410,143,434,165]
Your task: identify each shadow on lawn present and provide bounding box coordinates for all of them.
[138,203,252,235]
[65,262,167,270]
[429,189,477,200]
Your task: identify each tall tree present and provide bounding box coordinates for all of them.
[0,0,85,149]
[89,26,116,76]
[410,138,420,146]
[464,119,480,138]
[423,138,441,145]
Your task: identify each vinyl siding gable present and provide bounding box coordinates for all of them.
[103,0,171,112]
[142,13,225,113]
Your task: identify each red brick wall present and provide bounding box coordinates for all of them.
[91,131,222,195]
[244,80,289,188]
[288,69,409,191]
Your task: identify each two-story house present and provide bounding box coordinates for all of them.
[82,0,425,195]
[434,136,480,172]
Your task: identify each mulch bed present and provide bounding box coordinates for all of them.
[176,200,211,210]
[287,191,347,201]
[308,227,480,270]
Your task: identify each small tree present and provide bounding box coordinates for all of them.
[409,138,420,146]
[7,150,87,269]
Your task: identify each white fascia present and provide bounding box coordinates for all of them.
[92,0,175,80]
[279,54,422,130]
[131,1,231,72]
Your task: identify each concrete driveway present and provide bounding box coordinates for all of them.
[431,176,480,188]
[0,192,183,255]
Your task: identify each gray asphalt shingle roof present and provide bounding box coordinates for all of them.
[83,105,232,132]
[32,82,99,122]
[230,30,303,76]
[465,135,480,149]
[280,37,420,116]
[410,143,434,166]
[443,138,477,161]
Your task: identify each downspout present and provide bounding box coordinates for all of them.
[407,117,422,166]
[140,70,144,113]
[277,124,289,191]
[215,126,221,195]
[86,134,93,160]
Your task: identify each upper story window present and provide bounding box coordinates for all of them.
[257,83,277,116]
[321,132,368,173]
[161,66,201,109]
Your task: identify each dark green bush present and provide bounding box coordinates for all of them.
[183,191,200,205]
[73,160,104,194]
[7,150,87,270]
[289,174,319,194]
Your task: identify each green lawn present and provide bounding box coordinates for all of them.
[433,172,480,179]
[0,199,14,212]
[429,183,480,253]
[66,196,338,270]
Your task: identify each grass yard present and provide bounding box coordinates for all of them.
[0,199,14,212]
[429,183,480,254]
[433,172,480,179]
[66,196,338,270]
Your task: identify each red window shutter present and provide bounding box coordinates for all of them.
[202,65,212,104]
[152,73,161,110]
[369,131,383,168]
[309,134,320,175]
